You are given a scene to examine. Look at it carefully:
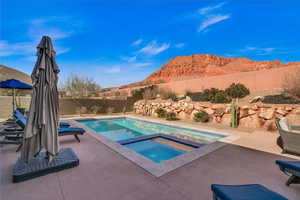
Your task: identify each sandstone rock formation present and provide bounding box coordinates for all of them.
[145,54,300,83]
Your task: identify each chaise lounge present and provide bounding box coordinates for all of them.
[211,184,288,200]
[276,160,300,186]
[2,109,85,143]
[275,117,300,155]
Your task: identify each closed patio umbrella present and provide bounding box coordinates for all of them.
[0,79,32,114]
[21,36,60,163]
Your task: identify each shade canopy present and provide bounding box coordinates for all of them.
[0,79,32,89]
[21,36,60,163]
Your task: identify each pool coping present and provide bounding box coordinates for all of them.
[68,116,229,177]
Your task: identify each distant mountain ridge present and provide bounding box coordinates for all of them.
[144,54,300,83]
[0,64,31,84]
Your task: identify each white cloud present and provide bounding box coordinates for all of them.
[138,40,170,56]
[199,2,227,15]
[0,40,70,57]
[241,46,276,55]
[28,18,73,41]
[120,55,137,62]
[105,66,121,73]
[0,40,34,56]
[0,17,76,58]
[198,14,230,32]
[174,43,185,49]
[133,62,152,67]
[132,38,143,46]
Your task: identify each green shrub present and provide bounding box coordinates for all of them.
[167,92,178,101]
[166,112,177,121]
[211,91,232,103]
[225,83,250,99]
[155,108,167,118]
[203,88,220,101]
[193,111,209,122]
[185,90,193,97]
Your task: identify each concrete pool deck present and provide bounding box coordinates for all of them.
[1,114,300,200]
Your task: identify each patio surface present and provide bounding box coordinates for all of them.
[1,130,300,200]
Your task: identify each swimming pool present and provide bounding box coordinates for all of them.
[78,117,224,143]
[76,117,228,175]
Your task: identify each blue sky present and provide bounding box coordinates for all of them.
[1,0,300,88]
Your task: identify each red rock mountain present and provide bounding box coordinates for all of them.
[145,54,300,83]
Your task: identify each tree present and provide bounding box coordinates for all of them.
[225,83,250,99]
[60,75,101,98]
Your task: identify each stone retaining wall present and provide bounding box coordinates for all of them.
[134,99,300,131]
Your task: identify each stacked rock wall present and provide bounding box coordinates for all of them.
[134,99,300,131]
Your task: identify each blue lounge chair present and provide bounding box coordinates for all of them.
[276,160,300,186]
[211,184,288,200]
[14,109,71,128]
[13,110,85,143]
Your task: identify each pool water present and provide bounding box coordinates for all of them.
[78,117,224,143]
[77,117,225,163]
[125,140,186,163]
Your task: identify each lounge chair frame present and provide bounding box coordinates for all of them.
[277,164,300,186]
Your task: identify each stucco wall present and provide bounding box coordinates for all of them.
[158,65,300,94]
[0,96,136,119]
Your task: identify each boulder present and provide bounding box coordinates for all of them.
[239,109,249,118]
[248,109,256,115]
[241,105,249,110]
[263,120,277,131]
[249,96,264,103]
[259,108,275,120]
[251,105,259,111]
[239,115,264,129]
[285,107,293,111]
[185,96,192,102]
[292,108,300,115]
[225,106,231,114]
[178,111,190,120]
[204,108,215,115]
[220,114,231,126]
[275,107,288,116]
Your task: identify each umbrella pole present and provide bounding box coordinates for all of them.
[12,88,15,114]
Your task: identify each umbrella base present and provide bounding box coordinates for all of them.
[12,148,79,183]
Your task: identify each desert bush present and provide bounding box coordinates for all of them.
[106,107,115,114]
[131,85,158,101]
[155,108,167,118]
[76,106,87,114]
[193,111,209,122]
[167,92,178,101]
[225,83,250,99]
[211,91,232,103]
[203,88,220,101]
[89,105,101,114]
[166,112,177,121]
[142,87,158,100]
[282,69,300,99]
